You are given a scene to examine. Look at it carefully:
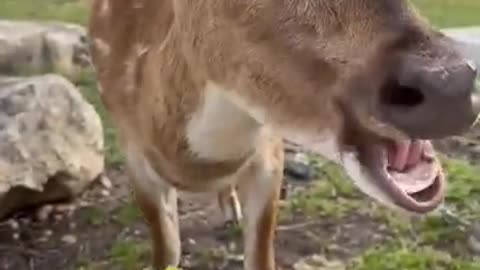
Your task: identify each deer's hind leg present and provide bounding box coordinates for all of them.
[218,185,243,226]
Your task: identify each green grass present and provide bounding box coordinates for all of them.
[83,207,107,226]
[280,153,480,270]
[280,160,363,221]
[349,245,480,270]
[72,71,125,165]
[109,240,150,270]
[1,0,480,28]
[279,154,480,269]
[411,0,480,28]
[113,200,142,226]
[0,0,89,25]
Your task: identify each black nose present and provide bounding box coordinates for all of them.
[378,56,480,139]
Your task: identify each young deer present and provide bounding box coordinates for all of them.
[88,1,480,269]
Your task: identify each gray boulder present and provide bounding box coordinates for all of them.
[0,74,104,219]
[0,20,90,78]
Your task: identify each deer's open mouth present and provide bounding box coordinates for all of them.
[363,139,445,213]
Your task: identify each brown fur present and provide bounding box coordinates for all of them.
[88,1,476,269]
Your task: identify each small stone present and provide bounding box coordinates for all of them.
[187,238,196,245]
[100,175,113,189]
[468,236,480,254]
[69,222,77,230]
[284,153,314,181]
[471,222,480,239]
[54,214,63,222]
[19,218,30,225]
[79,200,89,207]
[44,230,53,237]
[36,205,54,221]
[8,219,19,230]
[227,241,237,251]
[294,153,310,164]
[55,203,76,215]
[12,233,20,240]
[294,254,345,270]
[101,189,111,197]
[37,237,48,242]
[61,234,77,245]
[468,222,480,254]
[226,254,244,262]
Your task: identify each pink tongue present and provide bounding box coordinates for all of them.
[388,140,423,171]
[387,140,438,194]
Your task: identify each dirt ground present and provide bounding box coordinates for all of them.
[1,126,480,270]
[0,168,392,270]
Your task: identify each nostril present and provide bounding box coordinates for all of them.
[381,79,425,108]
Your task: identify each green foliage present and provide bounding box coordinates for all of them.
[349,245,480,270]
[410,0,480,28]
[280,160,366,222]
[2,0,480,29]
[83,207,107,226]
[73,71,125,165]
[0,0,88,25]
[109,240,150,270]
[114,201,142,226]
[442,159,480,208]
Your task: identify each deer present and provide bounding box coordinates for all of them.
[87,0,480,269]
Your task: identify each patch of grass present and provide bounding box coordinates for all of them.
[284,153,480,265]
[73,71,125,165]
[1,0,479,29]
[114,201,142,226]
[225,221,243,240]
[109,240,150,270]
[280,160,364,221]
[348,244,480,270]
[0,0,89,25]
[83,207,107,226]
[442,158,480,211]
[410,0,480,28]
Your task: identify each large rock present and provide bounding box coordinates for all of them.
[0,74,104,219]
[0,20,90,78]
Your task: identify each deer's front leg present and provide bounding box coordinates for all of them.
[238,139,284,270]
[125,150,181,270]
